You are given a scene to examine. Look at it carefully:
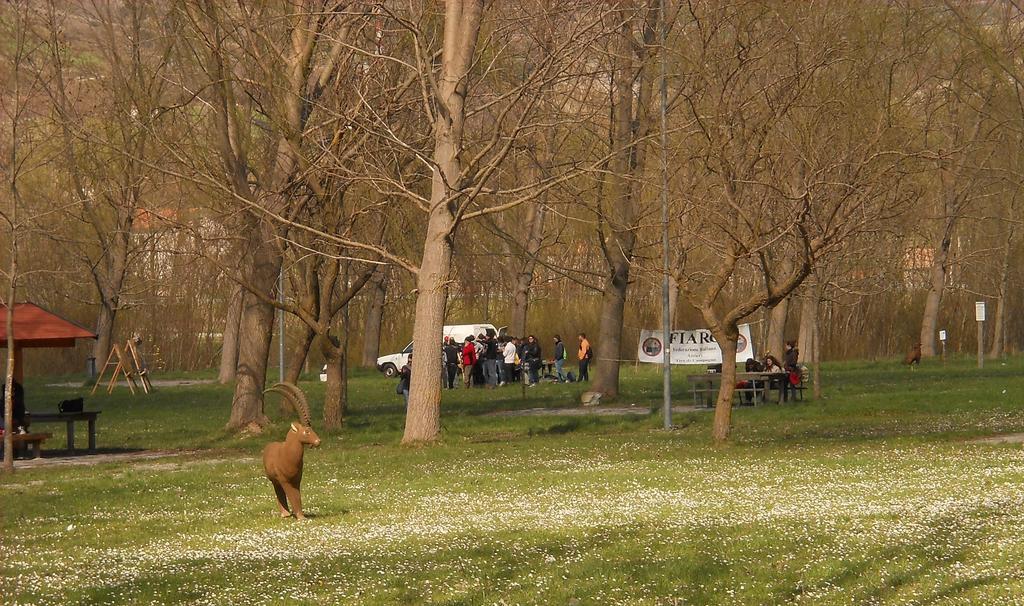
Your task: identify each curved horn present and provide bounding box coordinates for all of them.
[264,382,312,427]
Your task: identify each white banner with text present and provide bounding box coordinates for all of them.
[637,324,754,365]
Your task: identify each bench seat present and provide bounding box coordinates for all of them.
[692,386,769,407]
[2,432,52,460]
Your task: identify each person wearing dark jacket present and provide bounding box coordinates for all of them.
[552,335,567,382]
[398,355,413,408]
[783,341,800,401]
[482,335,500,388]
[442,337,461,389]
[0,380,27,433]
[473,334,486,387]
[739,357,764,404]
[522,335,542,386]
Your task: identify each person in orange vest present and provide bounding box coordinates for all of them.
[577,333,592,382]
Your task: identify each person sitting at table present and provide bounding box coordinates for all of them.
[737,358,764,404]
[762,354,786,401]
[0,380,29,434]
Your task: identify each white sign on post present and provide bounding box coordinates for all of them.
[939,330,947,341]
[637,324,755,365]
[975,302,986,322]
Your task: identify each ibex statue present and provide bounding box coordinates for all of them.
[262,383,321,520]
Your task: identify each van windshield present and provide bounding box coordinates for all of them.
[402,342,413,354]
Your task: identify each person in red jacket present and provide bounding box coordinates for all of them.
[461,336,478,388]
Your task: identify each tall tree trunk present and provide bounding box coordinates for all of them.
[919,230,952,357]
[285,324,315,385]
[591,5,651,398]
[711,327,739,443]
[508,199,545,337]
[765,258,794,357]
[360,272,386,368]
[404,226,453,443]
[92,303,116,369]
[812,296,821,400]
[218,284,243,384]
[91,230,130,365]
[766,297,789,358]
[508,134,552,337]
[989,227,1013,358]
[227,225,280,431]
[917,79,990,357]
[321,334,345,429]
[3,248,15,472]
[403,0,484,444]
[592,258,631,397]
[797,293,816,363]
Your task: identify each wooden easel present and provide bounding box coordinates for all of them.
[124,339,153,393]
[91,339,153,395]
[91,343,138,395]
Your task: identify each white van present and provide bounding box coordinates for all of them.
[373,323,504,378]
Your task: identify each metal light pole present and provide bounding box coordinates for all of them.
[659,0,672,430]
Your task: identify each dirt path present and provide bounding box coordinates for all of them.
[9,449,195,469]
[486,405,702,417]
[968,433,1024,445]
[46,379,216,388]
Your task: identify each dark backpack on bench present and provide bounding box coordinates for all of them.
[59,397,84,413]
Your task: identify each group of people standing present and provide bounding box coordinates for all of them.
[397,332,594,404]
[445,332,593,389]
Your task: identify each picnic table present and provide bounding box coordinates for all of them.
[686,372,789,407]
[26,411,101,454]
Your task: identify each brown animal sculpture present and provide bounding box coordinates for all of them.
[262,383,321,520]
[904,343,922,368]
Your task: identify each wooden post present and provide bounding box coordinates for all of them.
[978,323,984,369]
[976,302,986,370]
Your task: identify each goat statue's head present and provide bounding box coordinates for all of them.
[265,383,321,447]
[289,421,321,447]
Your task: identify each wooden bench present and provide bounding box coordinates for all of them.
[688,372,786,407]
[692,385,768,407]
[1,432,52,460]
[26,411,101,454]
[734,384,768,406]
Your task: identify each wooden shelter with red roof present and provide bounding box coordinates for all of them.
[1,303,97,382]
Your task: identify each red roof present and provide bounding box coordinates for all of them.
[0,303,97,348]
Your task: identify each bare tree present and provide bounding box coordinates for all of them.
[218,282,243,383]
[357,1,617,443]
[165,1,371,431]
[44,1,177,368]
[672,2,914,442]
[1,1,54,471]
[360,270,387,368]
[589,2,659,399]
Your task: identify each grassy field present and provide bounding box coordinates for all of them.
[4,357,1024,605]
